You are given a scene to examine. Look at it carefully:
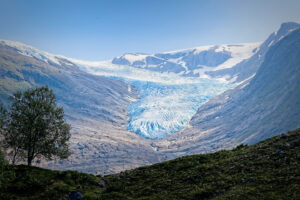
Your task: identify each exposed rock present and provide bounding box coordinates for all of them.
[68,191,83,200]
[98,179,106,188]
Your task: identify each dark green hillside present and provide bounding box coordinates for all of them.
[0,166,101,200]
[1,129,299,200]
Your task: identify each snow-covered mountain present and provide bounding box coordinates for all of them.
[1,22,299,173]
[207,22,300,82]
[110,43,259,80]
[163,26,300,157]
[70,43,259,82]
[63,43,259,139]
[0,23,296,140]
[0,39,257,139]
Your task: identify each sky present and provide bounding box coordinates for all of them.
[0,0,300,60]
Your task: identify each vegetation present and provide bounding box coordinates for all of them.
[0,86,71,166]
[0,165,100,200]
[0,148,6,181]
[0,104,7,184]
[0,129,299,199]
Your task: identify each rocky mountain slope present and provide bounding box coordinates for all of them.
[0,41,166,174]
[207,22,300,82]
[159,25,300,156]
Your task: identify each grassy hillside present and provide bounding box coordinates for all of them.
[1,129,299,200]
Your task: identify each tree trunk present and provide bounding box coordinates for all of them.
[12,151,17,165]
[27,153,33,166]
[27,157,32,166]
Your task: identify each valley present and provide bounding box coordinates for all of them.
[0,22,300,174]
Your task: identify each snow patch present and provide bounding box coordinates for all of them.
[0,39,63,65]
[121,53,149,64]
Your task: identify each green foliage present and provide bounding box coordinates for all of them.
[0,148,6,180]
[0,102,6,129]
[0,103,7,184]
[0,149,4,166]
[0,129,299,200]
[99,129,300,200]
[0,165,101,200]
[1,86,71,166]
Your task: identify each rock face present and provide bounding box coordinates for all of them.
[68,191,83,200]
[161,27,300,155]
[207,22,300,83]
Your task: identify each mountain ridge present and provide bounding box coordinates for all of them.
[162,26,300,156]
[207,22,300,82]
[0,41,167,174]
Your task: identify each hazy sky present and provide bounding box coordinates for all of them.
[0,0,300,60]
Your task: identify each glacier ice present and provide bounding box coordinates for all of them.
[126,79,232,139]
[68,50,240,139]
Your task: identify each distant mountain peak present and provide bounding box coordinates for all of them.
[108,43,259,80]
[279,21,300,30]
[0,39,64,65]
[274,22,300,37]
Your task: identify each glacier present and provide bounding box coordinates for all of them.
[126,79,232,139]
[0,39,257,140]
[67,44,260,139]
[68,44,259,139]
